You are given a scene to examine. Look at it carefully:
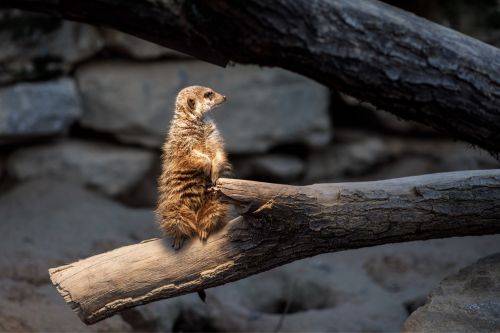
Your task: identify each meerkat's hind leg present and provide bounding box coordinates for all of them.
[196,197,229,241]
[163,206,197,250]
[172,236,185,250]
[166,222,190,250]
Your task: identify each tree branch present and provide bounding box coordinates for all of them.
[2,0,500,154]
[49,170,500,324]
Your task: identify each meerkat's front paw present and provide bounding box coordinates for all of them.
[204,163,212,179]
[210,170,219,186]
[193,150,212,177]
[172,237,184,250]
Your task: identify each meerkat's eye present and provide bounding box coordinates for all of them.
[204,91,214,99]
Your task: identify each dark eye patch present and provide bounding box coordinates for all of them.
[204,91,214,99]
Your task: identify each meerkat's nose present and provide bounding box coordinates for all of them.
[222,95,226,101]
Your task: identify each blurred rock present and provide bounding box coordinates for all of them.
[333,93,437,135]
[203,256,408,332]
[360,237,500,304]
[123,293,206,332]
[8,139,155,197]
[0,279,132,332]
[77,61,331,153]
[0,179,157,284]
[402,253,500,332]
[251,155,305,182]
[100,29,185,59]
[118,153,162,207]
[0,10,103,84]
[370,138,500,180]
[375,110,437,134]
[428,142,500,171]
[367,156,435,180]
[305,130,499,183]
[0,78,82,138]
[305,135,389,183]
[232,154,305,182]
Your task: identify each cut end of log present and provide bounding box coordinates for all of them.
[49,265,88,324]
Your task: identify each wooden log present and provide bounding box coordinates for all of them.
[49,170,500,324]
[2,0,500,154]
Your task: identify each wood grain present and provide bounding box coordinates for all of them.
[49,170,500,324]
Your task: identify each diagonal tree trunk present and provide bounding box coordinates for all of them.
[49,170,500,324]
[2,0,500,154]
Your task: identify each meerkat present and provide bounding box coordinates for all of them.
[157,85,231,250]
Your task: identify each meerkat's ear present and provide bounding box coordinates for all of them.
[187,98,196,110]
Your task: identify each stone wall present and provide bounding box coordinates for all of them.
[0,5,499,332]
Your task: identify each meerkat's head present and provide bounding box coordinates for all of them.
[175,86,226,118]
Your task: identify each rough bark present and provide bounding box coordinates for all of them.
[2,0,500,154]
[49,170,500,324]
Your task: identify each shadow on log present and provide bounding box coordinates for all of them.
[49,170,500,324]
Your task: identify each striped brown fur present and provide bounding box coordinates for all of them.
[157,86,231,249]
